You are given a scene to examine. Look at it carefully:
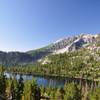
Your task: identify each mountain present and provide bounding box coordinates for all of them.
[52,34,99,54]
[28,34,100,55]
[0,33,100,66]
[0,51,33,66]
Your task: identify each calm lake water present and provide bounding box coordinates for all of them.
[4,72,66,88]
[4,72,100,88]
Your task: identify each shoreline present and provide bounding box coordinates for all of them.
[5,71,100,82]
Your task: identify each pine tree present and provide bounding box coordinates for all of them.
[64,83,82,100]
[0,66,6,100]
[15,76,24,100]
[10,80,17,100]
[31,80,41,100]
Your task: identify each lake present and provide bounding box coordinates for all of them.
[4,72,100,88]
[4,72,66,88]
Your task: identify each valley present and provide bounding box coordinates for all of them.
[0,34,100,100]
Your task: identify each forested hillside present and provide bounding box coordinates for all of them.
[0,34,100,67]
[7,46,100,81]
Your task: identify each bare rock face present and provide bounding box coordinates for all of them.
[49,34,99,54]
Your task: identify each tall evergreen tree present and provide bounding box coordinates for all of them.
[10,80,17,100]
[0,65,6,100]
[15,76,24,100]
[31,80,41,100]
[64,83,82,100]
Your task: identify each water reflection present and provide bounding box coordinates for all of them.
[4,72,99,88]
[4,72,65,88]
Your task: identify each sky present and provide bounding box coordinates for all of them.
[0,0,100,52]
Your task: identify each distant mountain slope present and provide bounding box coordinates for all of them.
[28,34,100,54]
[0,51,33,66]
[0,33,99,66]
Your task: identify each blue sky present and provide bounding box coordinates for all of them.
[0,0,100,51]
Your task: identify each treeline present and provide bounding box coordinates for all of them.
[0,72,100,100]
[7,48,100,80]
[0,65,100,100]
